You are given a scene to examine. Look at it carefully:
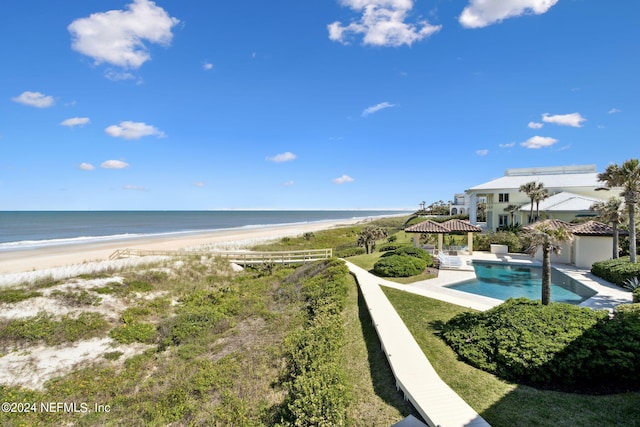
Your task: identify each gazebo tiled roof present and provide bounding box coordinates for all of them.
[404,220,450,233]
[570,220,628,236]
[441,219,482,233]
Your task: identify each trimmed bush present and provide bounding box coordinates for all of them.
[634,288,640,303]
[280,259,351,426]
[378,244,401,252]
[440,298,640,393]
[474,231,524,253]
[334,245,366,258]
[591,257,640,287]
[373,255,427,277]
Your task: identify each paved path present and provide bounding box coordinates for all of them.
[345,261,491,427]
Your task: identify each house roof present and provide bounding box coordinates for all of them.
[570,220,628,236]
[466,165,601,192]
[523,219,625,236]
[523,219,574,232]
[404,219,481,233]
[518,191,604,212]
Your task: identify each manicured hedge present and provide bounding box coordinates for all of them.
[474,231,524,253]
[591,256,640,287]
[280,259,351,425]
[440,298,640,393]
[335,244,366,258]
[373,255,426,277]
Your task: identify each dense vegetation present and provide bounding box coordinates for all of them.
[0,254,413,426]
[440,299,640,393]
[591,256,640,287]
[372,247,434,278]
[384,288,640,426]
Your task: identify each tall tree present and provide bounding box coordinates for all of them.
[504,204,520,226]
[357,225,387,254]
[590,197,624,259]
[519,181,542,223]
[598,159,640,263]
[525,222,573,305]
[533,186,550,221]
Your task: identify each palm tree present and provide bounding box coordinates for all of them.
[504,204,520,226]
[598,159,640,263]
[357,225,387,254]
[524,222,573,305]
[590,197,624,259]
[519,181,543,223]
[533,186,550,221]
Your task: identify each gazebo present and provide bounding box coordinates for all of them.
[404,219,482,255]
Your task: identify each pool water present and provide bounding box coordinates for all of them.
[445,261,597,304]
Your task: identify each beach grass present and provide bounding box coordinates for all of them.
[382,286,640,426]
[0,256,411,426]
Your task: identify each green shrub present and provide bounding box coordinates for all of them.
[279,260,351,426]
[474,231,524,253]
[335,246,366,257]
[592,257,640,287]
[372,255,427,277]
[634,288,640,303]
[0,288,42,304]
[110,322,157,344]
[393,246,433,263]
[0,312,109,346]
[441,298,640,392]
[378,244,401,252]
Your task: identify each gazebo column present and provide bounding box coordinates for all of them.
[467,232,473,255]
[413,234,419,248]
[438,234,444,254]
[469,193,478,225]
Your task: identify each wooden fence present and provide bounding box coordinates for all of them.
[109,248,332,266]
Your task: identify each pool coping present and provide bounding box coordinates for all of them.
[381,252,632,312]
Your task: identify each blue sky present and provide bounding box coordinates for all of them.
[1,0,638,210]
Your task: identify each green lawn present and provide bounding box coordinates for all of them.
[382,287,640,426]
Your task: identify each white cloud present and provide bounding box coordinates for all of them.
[105,70,137,81]
[476,149,489,156]
[101,160,130,169]
[123,185,148,191]
[362,101,396,117]
[282,180,295,186]
[61,117,90,128]
[520,136,558,149]
[203,62,214,71]
[193,181,206,187]
[542,112,586,127]
[459,0,558,28]
[328,0,441,47]
[12,91,55,108]
[608,108,621,114]
[105,121,166,139]
[333,174,355,184]
[499,142,516,148]
[528,121,543,129]
[266,152,297,163]
[68,0,179,69]
[79,162,95,171]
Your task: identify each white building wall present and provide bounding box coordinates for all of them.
[573,236,613,269]
[533,241,572,264]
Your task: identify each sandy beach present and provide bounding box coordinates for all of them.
[0,217,370,277]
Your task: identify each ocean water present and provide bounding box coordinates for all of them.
[0,210,406,250]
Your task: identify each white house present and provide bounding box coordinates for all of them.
[465,165,619,231]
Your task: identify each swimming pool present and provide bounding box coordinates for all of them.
[445,261,597,304]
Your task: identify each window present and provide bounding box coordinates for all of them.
[498,215,509,226]
[498,193,509,203]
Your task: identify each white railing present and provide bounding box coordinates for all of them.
[110,248,332,265]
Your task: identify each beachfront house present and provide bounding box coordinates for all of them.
[465,165,620,231]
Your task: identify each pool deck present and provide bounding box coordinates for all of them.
[385,251,632,312]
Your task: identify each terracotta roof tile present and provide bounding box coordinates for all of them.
[404,220,450,233]
[570,220,628,236]
[441,219,483,233]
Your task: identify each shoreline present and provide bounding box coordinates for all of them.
[0,217,372,276]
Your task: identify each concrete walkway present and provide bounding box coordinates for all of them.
[345,261,491,427]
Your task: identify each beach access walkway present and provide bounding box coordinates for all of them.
[345,261,491,427]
